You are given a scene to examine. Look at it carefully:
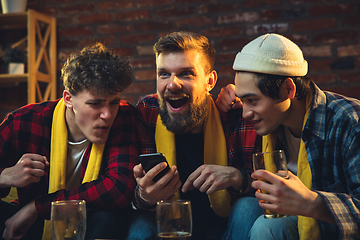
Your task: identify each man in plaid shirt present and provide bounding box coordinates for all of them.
[217,33,360,239]
[0,43,140,240]
[126,32,261,240]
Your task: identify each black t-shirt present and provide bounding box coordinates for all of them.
[176,132,227,240]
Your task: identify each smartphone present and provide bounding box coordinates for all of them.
[138,153,171,182]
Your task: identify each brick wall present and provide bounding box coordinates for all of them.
[1,0,360,120]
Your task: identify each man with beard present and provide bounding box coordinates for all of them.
[126,31,261,240]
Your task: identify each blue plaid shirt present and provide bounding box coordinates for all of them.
[306,84,360,239]
[276,84,360,239]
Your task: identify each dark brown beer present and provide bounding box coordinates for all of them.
[158,231,191,240]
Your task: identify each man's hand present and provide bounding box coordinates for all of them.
[182,165,243,195]
[133,162,181,206]
[251,170,336,224]
[0,154,49,189]
[215,84,243,112]
[3,200,38,240]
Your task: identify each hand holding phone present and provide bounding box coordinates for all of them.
[138,153,171,182]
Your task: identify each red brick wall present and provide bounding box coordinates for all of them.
[1,0,360,120]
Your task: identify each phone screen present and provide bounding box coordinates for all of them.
[138,153,170,182]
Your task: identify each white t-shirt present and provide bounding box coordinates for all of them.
[65,138,90,189]
[284,126,301,174]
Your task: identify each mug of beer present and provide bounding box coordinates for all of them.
[156,200,192,239]
[51,200,86,240]
[253,150,288,219]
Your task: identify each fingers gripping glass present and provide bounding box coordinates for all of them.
[252,150,288,219]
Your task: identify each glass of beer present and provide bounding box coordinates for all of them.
[51,200,86,240]
[253,150,288,219]
[156,200,192,240]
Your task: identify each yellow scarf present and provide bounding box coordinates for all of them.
[155,93,231,218]
[42,98,105,240]
[262,91,320,240]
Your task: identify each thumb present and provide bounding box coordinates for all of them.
[133,164,144,177]
[232,100,243,109]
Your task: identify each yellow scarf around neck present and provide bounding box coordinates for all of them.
[262,91,320,240]
[155,93,231,218]
[42,98,105,240]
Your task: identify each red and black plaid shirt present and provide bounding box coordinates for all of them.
[0,99,140,219]
[136,94,262,200]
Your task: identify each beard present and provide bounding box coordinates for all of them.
[158,94,208,134]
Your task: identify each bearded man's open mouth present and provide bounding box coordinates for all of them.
[165,93,190,109]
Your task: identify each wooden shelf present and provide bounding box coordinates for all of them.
[0,10,57,104]
[0,12,27,26]
[0,73,28,83]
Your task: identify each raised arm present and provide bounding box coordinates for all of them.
[215,84,243,112]
[0,154,49,189]
[34,105,139,220]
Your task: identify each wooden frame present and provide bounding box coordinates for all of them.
[0,9,57,104]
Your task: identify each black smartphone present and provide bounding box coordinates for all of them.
[138,153,171,182]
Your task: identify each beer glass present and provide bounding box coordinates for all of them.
[156,200,192,240]
[253,150,288,219]
[51,200,86,240]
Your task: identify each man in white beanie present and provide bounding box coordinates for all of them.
[216,33,360,239]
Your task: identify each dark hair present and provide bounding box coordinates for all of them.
[62,42,132,96]
[153,31,215,73]
[252,73,312,100]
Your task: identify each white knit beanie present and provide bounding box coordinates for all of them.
[232,33,308,76]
